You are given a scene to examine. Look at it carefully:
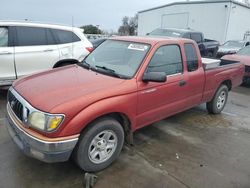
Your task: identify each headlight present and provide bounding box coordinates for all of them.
[28,111,64,132]
[28,112,46,130]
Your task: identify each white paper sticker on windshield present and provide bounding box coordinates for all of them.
[128,44,148,51]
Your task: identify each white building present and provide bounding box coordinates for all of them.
[138,0,250,43]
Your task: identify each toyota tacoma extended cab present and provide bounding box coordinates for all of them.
[6,36,244,172]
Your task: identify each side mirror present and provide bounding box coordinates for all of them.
[142,72,167,83]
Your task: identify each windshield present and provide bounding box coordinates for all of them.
[149,28,183,38]
[223,41,245,48]
[83,40,150,78]
[237,46,250,56]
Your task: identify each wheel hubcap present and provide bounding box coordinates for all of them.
[88,130,117,164]
[217,91,226,109]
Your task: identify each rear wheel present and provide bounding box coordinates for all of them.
[74,117,124,172]
[206,85,228,114]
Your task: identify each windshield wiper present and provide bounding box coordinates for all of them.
[95,65,124,78]
[95,66,116,72]
[80,63,128,79]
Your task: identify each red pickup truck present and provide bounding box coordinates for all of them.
[6,36,244,172]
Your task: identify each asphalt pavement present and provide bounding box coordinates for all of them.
[0,86,250,188]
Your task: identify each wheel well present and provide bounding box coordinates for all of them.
[221,80,232,91]
[82,113,133,145]
[53,59,79,68]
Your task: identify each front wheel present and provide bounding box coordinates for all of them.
[206,85,229,114]
[74,117,124,172]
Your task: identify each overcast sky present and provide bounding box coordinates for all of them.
[0,0,180,31]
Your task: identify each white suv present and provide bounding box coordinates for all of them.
[0,21,93,86]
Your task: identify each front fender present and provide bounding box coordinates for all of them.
[58,92,137,136]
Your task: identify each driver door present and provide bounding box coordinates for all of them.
[136,44,189,129]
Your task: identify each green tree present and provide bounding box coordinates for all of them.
[118,14,138,36]
[80,25,102,34]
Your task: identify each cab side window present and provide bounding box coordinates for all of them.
[147,45,183,75]
[184,43,199,72]
[0,27,8,47]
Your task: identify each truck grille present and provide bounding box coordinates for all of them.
[245,65,250,73]
[8,90,24,122]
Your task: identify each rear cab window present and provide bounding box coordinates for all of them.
[183,33,191,39]
[191,33,202,43]
[184,43,199,72]
[147,45,183,76]
[0,27,8,47]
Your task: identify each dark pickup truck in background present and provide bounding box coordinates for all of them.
[147,28,220,57]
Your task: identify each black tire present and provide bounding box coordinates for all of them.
[74,117,124,172]
[206,85,229,114]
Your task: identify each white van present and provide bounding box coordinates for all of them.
[0,21,93,86]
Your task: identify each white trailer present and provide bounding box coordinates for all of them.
[138,0,250,44]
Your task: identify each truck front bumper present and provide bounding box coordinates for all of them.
[6,104,79,163]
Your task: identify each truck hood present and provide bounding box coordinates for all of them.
[222,54,250,66]
[13,65,127,112]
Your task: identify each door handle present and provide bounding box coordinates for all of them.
[43,49,53,52]
[0,51,12,55]
[179,80,187,86]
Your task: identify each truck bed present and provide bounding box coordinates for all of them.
[202,58,244,103]
[202,58,240,70]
